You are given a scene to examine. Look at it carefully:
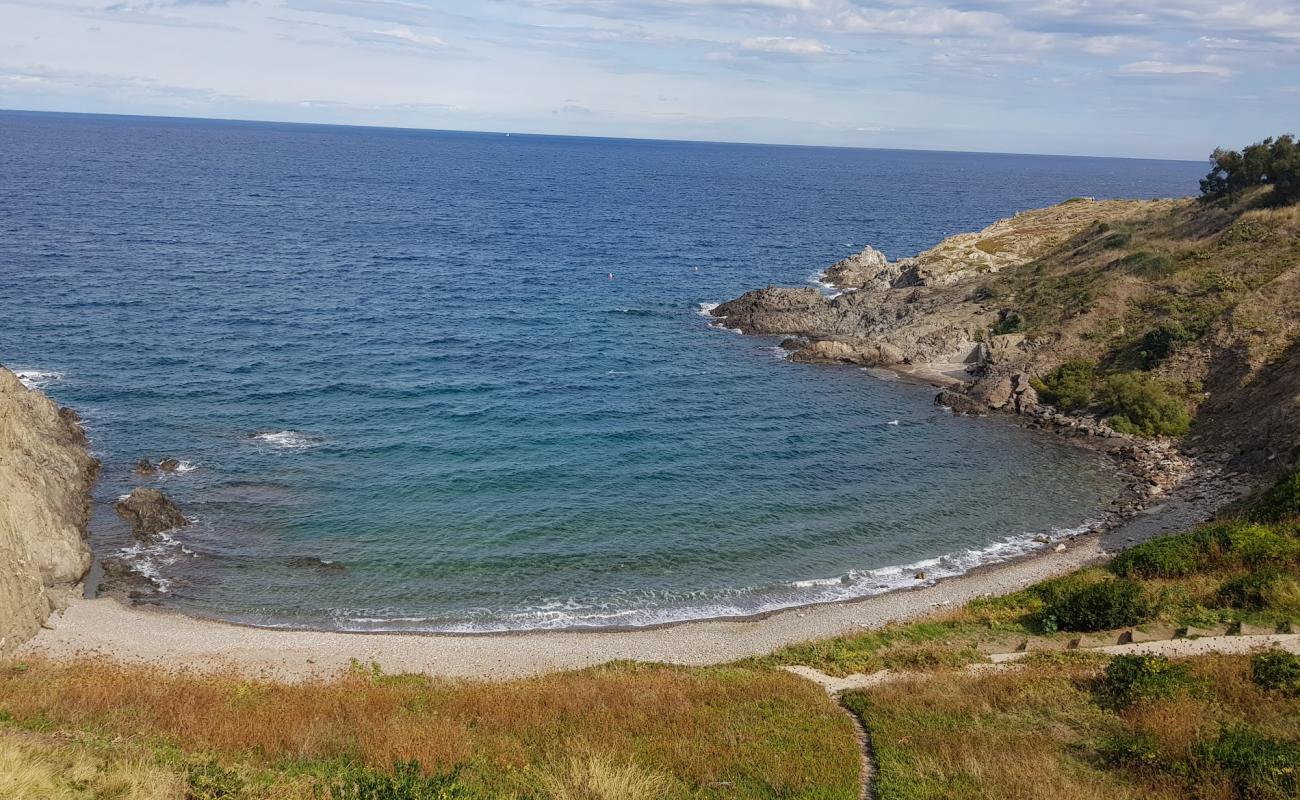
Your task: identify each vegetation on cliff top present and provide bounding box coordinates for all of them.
[1201,134,1300,205]
[987,138,1300,450]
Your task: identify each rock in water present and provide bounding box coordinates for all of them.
[158,458,181,472]
[935,389,986,416]
[115,488,189,542]
[133,459,156,476]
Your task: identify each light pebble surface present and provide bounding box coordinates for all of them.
[23,538,1110,681]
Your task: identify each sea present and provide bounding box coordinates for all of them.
[0,111,1206,631]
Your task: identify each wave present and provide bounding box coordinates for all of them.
[14,369,64,389]
[249,431,320,450]
[807,271,843,299]
[115,530,195,594]
[259,521,1101,634]
[696,302,719,317]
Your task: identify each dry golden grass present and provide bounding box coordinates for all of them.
[843,652,1300,800]
[0,658,858,799]
[0,730,186,800]
[533,754,674,800]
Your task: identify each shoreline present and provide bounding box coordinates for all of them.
[28,530,1118,680]
[20,223,1250,678]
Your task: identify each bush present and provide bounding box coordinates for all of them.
[1098,654,1194,708]
[1032,360,1097,412]
[1113,523,1298,582]
[991,310,1023,335]
[1139,321,1195,369]
[1118,251,1176,278]
[1217,568,1286,610]
[1098,372,1191,437]
[1096,730,1163,769]
[1199,726,1300,800]
[320,761,472,800]
[1041,578,1150,632]
[1248,466,1300,523]
[1251,649,1300,696]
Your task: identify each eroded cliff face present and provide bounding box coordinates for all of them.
[0,366,99,654]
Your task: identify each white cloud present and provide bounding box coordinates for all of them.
[737,36,830,55]
[1121,59,1233,78]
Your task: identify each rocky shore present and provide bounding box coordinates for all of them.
[711,197,1280,544]
[0,366,99,655]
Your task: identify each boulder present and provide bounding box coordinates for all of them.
[970,374,1014,409]
[114,488,189,542]
[935,389,986,416]
[158,458,181,472]
[133,459,156,476]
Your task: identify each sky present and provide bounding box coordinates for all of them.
[1,0,1296,159]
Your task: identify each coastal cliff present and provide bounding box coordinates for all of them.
[714,190,1300,478]
[0,366,99,654]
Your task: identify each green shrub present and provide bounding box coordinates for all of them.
[1117,251,1176,278]
[1217,568,1295,610]
[1099,372,1191,437]
[991,310,1023,335]
[1199,726,1300,800]
[1111,530,1212,578]
[1102,231,1132,249]
[187,761,245,800]
[1251,649,1300,696]
[1248,467,1300,523]
[1032,360,1097,412]
[1139,321,1195,369]
[1098,654,1194,708]
[1096,730,1163,769]
[1041,578,1151,632]
[1114,523,1298,580]
[320,761,472,800]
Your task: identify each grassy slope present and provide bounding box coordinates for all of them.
[843,651,1300,800]
[995,187,1300,457]
[0,661,858,799]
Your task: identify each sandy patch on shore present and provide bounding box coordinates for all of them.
[23,538,1112,681]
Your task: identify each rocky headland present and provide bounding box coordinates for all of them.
[0,366,99,655]
[714,191,1300,529]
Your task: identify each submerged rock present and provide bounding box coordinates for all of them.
[115,488,189,542]
[133,459,157,476]
[158,458,181,472]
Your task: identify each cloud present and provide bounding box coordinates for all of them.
[352,25,446,49]
[1121,59,1233,78]
[737,36,830,55]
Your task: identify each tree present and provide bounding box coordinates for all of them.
[1200,135,1300,205]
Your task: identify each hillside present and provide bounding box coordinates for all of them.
[714,188,1300,476]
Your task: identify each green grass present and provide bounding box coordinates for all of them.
[844,652,1300,800]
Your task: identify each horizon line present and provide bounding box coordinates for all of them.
[0,107,1204,164]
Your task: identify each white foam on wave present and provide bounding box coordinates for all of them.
[314,520,1103,634]
[14,369,64,390]
[115,530,195,594]
[887,420,900,426]
[697,302,719,317]
[807,271,843,299]
[250,431,318,450]
[172,460,200,473]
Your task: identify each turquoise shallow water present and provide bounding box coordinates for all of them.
[0,112,1205,630]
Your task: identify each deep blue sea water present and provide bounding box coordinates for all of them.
[0,111,1206,631]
